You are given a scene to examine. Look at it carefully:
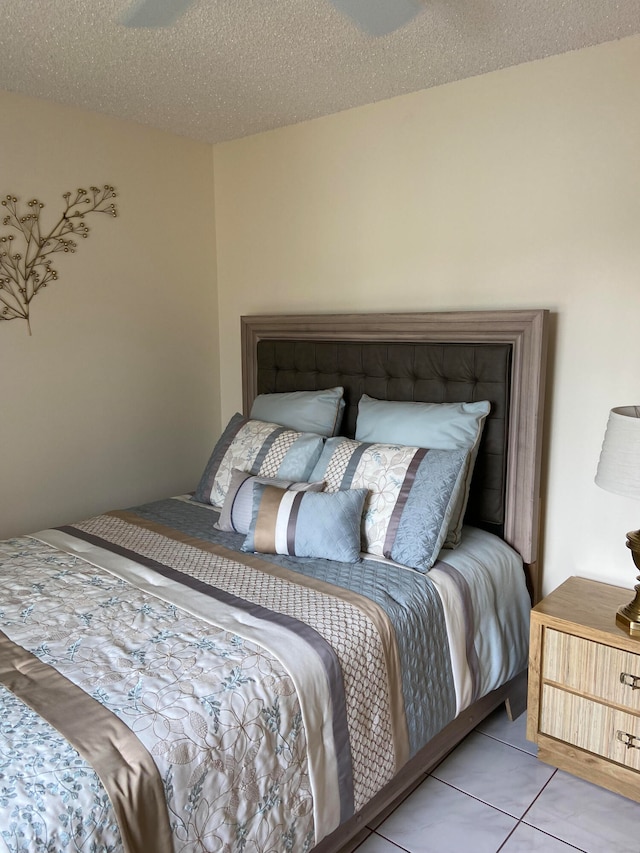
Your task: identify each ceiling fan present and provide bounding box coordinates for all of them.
[121,0,198,28]
[121,0,425,36]
[330,0,424,36]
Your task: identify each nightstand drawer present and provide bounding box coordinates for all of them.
[543,629,640,711]
[541,684,640,771]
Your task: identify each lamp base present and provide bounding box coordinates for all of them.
[617,530,640,638]
[616,603,640,637]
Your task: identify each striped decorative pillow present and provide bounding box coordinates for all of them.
[242,484,367,563]
[310,437,469,571]
[194,413,325,508]
[215,468,324,534]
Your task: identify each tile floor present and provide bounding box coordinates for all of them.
[355,707,640,853]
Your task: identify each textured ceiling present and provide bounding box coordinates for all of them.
[0,0,639,144]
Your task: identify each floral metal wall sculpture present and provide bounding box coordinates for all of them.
[0,185,118,334]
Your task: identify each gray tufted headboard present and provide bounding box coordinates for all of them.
[241,310,548,600]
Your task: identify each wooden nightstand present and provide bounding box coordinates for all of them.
[527,575,640,802]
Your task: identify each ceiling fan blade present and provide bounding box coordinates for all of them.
[330,0,424,36]
[121,0,198,28]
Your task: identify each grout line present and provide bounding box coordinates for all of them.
[495,817,589,853]
[369,830,411,853]
[520,767,556,823]
[525,826,589,852]
[368,830,412,853]
[374,772,589,853]
[515,770,588,851]
[495,820,520,852]
[428,777,526,821]
[370,814,589,853]
[477,729,540,757]
[366,712,607,853]
[365,773,428,830]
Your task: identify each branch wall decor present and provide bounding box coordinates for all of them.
[0,185,118,334]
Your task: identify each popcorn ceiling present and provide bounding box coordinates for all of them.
[0,0,637,144]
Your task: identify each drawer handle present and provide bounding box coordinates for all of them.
[617,730,640,750]
[620,672,640,690]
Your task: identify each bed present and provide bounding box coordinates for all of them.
[0,309,548,853]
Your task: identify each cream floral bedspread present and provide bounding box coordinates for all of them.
[0,507,413,853]
[0,497,531,853]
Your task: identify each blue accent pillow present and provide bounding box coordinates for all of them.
[250,387,345,437]
[242,484,367,563]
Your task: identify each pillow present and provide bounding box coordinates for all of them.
[242,484,367,563]
[355,396,491,548]
[310,437,469,571]
[194,413,325,508]
[215,468,324,534]
[250,387,345,437]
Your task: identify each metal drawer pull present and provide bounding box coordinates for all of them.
[617,731,640,750]
[619,672,640,690]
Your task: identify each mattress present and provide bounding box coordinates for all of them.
[0,496,530,853]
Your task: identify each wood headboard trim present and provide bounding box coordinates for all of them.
[241,309,549,601]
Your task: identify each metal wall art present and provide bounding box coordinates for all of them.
[0,185,118,334]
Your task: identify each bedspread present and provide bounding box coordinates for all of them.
[0,498,530,853]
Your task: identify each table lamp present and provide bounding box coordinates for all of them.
[595,405,640,636]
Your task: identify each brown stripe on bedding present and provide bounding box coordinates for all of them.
[382,447,428,559]
[0,630,173,853]
[198,414,247,497]
[339,441,368,490]
[61,510,410,808]
[108,510,410,773]
[58,517,356,822]
[252,482,282,553]
[286,490,304,555]
[251,425,287,472]
[433,559,482,702]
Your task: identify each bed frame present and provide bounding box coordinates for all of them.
[240,309,549,852]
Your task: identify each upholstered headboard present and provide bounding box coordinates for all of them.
[241,310,548,600]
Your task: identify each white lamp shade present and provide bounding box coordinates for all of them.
[595,406,640,500]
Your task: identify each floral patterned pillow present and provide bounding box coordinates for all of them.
[194,413,325,508]
[355,396,491,549]
[310,437,469,571]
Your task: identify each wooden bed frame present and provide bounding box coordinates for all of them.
[240,309,549,853]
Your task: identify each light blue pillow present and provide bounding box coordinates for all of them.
[355,396,490,548]
[194,413,325,508]
[250,387,345,437]
[242,484,367,563]
[355,396,490,449]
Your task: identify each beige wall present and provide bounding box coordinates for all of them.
[213,35,640,596]
[3,36,639,597]
[0,91,219,538]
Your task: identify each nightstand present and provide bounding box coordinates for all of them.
[527,575,640,803]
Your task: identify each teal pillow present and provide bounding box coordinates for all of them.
[355,396,490,449]
[250,387,345,437]
[355,396,490,548]
[242,484,367,563]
